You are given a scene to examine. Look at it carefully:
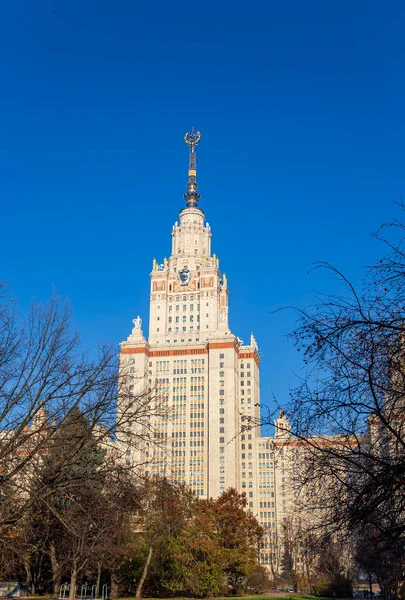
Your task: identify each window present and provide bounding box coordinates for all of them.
[220,353,224,359]
[219,371,224,377]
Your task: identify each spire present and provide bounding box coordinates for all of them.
[183,128,201,208]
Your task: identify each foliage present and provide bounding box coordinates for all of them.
[206,489,263,594]
[243,565,271,593]
[0,286,162,596]
[121,483,263,598]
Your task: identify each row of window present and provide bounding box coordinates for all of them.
[167,315,199,322]
[168,339,201,343]
[260,511,276,519]
[166,326,201,332]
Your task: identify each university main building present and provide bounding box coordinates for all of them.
[118,131,293,567]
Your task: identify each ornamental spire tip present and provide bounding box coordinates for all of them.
[183,128,201,208]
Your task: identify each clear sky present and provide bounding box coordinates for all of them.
[1,1,404,417]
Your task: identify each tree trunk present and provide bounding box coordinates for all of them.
[110,572,119,600]
[50,540,61,596]
[24,560,35,596]
[135,546,153,600]
[69,561,77,600]
[96,562,102,598]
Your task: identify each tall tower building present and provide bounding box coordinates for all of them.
[118,130,261,506]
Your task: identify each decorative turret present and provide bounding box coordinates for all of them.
[183,129,201,208]
[274,409,292,438]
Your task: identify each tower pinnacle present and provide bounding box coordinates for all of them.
[184,128,201,208]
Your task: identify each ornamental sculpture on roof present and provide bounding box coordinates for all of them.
[184,129,201,146]
[184,128,201,208]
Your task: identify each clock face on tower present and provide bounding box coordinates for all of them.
[178,268,191,286]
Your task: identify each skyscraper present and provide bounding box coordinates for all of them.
[118,131,286,568]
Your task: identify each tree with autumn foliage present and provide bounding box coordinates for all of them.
[122,483,265,598]
[205,488,264,594]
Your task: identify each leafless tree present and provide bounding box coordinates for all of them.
[0,283,163,564]
[264,205,405,594]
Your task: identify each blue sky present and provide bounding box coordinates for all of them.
[1,0,404,416]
